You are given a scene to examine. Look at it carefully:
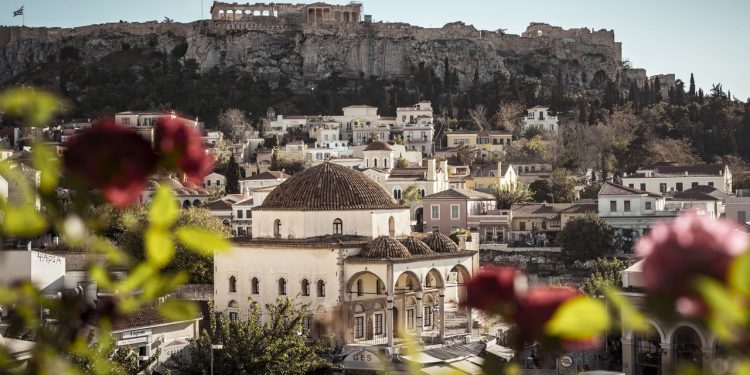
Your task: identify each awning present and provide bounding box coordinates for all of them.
[484,344,515,362]
[447,358,484,374]
[400,352,444,365]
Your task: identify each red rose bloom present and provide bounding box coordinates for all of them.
[463,267,527,312]
[514,286,579,344]
[64,119,158,207]
[154,117,213,184]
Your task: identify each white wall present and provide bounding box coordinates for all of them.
[0,251,65,293]
[252,208,411,239]
[621,176,730,194]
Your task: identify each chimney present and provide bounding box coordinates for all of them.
[427,159,437,181]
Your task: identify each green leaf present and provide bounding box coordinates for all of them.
[0,88,65,127]
[118,263,157,292]
[159,299,199,321]
[32,142,60,194]
[544,296,610,340]
[89,265,114,291]
[604,287,648,332]
[176,226,231,255]
[142,271,189,300]
[693,277,746,341]
[145,228,174,268]
[3,206,47,237]
[729,250,750,296]
[149,186,178,228]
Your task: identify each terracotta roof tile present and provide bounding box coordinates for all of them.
[363,140,393,151]
[359,236,411,259]
[256,162,402,211]
[423,233,460,253]
[425,188,494,200]
[401,236,434,255]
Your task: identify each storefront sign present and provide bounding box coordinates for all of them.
[116,336,149,347]
[341,349,384,371]
[559,355,574,368]
[122,329,152,339]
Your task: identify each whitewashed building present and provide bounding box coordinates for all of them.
[214,163,478,348]
[522,106,558,134]
[622,163,732,194]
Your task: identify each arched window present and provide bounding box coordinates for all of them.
[229,276,237,293]
[377,279,385,295]
[278,278,287,295]
[393,188,402,200]
[356,279,364,296]
[193,199,201,207]
[374,158,378,167]
[384,158,388,168]
[301,279,310,296]
[419,188,426,198]
[251,277,259,295]
[333,218,343,235]
[182,200,191,208]
[388,216,395,236]
[317,280,326,297]
[273,219,281,238]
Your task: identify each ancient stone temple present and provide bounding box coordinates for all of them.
[210,1,362,23]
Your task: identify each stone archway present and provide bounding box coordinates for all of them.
[671,326,704,369]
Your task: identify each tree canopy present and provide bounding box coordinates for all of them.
[558,213,616,261]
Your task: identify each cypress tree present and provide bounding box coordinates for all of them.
[653,77,662,102]
[688,73,696,97]
[225,155,241,194]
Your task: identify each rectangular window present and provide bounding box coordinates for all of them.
[374,313,383,335]
[206,180,211,187]
[659,183,667,193]
[610,201,617,212]
[450,204,460,220]
[739,211,747,223]
[708,182,714,187]
[217,180,221,186]
[676,182,683,192]
[624,200,631,212]
[121,118,130,125]
[645,201,653,210]
[246,210,251,218]
[229,311,238,321]
[640,183,646,191]
[692,182,699,188]
[519,222,526,231]
[424,306,432,327]
[407,309,415,330]
[237,210,243,219]
[628,184,634,189]
[354,316,364,339]
[431,205,440,220]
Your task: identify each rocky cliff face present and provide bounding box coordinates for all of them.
[0,20,644,94]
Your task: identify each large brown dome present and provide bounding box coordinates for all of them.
[401,236,434,255]
[255,162,402,211]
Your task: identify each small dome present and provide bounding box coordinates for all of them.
[363,140,392,151]
[423,233,460,253]
[401,236,433,255]
[360,236,411,259]
[258,162,401,211]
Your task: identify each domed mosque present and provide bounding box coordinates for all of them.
[214,162,477,350]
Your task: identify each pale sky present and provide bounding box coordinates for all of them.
[2,0,749,99]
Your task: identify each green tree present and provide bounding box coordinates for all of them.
[114,206,230,283]
[456,144,478,166]
[550,168,576,203]
[580,181,603,199]
[558,213,616,261]
[689,73,696,97]
[225,155,241,194]
[581,257,633,296]
[270,146,281,171]
[400,183,421,205]
[490,182,532,209]
[395,155,408,168]
[167,298,331,375]
[528,179,553,202]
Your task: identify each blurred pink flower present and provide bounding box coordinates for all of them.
[635,212,749,298]
[463,267,527,312]
[514,286,580,345]
[154,117,213,184]
[63,119,157,207]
